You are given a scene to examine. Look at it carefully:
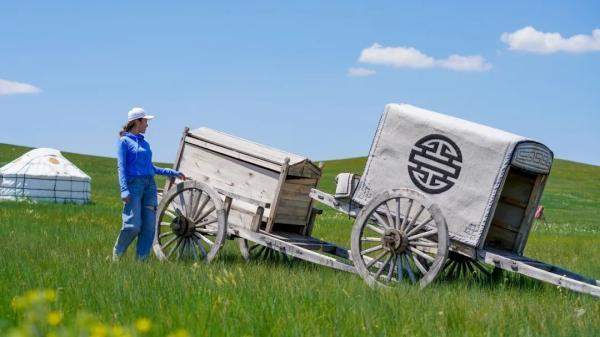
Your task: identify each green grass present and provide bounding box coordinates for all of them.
[0,143,598,336]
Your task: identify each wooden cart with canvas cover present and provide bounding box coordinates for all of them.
[152,104,599,297]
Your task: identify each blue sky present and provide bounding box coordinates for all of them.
[1,1,599,165]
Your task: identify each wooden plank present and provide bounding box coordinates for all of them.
[164,127,189,192]
[271,216,307,226]
[266,157,290,232]
[250,206,264,232]
[278,198,311,210]
[178,143,279,206]
[188,128,306,166]
[309,188,359,217]
[214,187,271,208]
[500,196,528,209]
[288,162,321,178]
[228,227,356,274]
[279,192,311,203]
[516,175,547,254]
[281,183,312,194]
[479,249,600,297]
[276,206,310,218]
[284,178,318,186]
[303,161,324,236]
[185,137,282,172]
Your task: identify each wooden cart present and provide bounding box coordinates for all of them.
[153,104,599,297]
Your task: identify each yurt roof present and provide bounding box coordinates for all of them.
[0,148,90,181]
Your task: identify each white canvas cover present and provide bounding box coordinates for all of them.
[353,104,528,247]
[0,148,91,204]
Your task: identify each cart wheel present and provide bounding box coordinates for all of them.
[442,252,496,280]
[351,188,449,288]
[153,180,227,262]
[237,239,292,263]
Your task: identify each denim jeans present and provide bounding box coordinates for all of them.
[113,176,158,260]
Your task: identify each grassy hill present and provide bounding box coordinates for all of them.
[0,143,598,336]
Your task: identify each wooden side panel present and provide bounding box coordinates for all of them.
[272,177,318,230]
[178,142,280,214]
[484,168,536,252]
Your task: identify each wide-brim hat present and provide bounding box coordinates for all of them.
[128,107,155,122]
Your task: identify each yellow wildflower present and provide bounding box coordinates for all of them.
[10,296,25,310]
[91,323,107,337]
[168,329,191,337]
[43,290,57,302]
[25,290,41,303]
[134,317,152,333]
[47,310,63,326]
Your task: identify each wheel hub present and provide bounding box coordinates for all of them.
[382,228,408,253]
[170,215,195,237]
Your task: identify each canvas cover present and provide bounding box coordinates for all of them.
[0,148,91,204]
[352,104,527,247]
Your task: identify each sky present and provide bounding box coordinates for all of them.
[1,1,599,165]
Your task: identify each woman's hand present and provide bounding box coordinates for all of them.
[178,172,187,180]
[122,196,131,204]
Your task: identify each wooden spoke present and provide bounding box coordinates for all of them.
[167,237,183,258]
[387,255,396,282]
[192,236,207,258]
[406,217,433,236]
[409,246,435,263]
[194,205,216,223]
[408,228,438,241]
[412,254,428,275]
[372,211,391,229]
[177,192,187,217]
[406,205,425,232]
[361,237,382,242]
[373,254,393,280]
[400,199,413,232]
[194,216,217,226]
[403,254,417,283]
[162,235,178,248]
[396,255,403,281]
[411,240,438,248]
[360,244,383,255]
[365,250,388,270]
[366,223,385,235]
[159,231,175,239]
[394,197,401,229]
[383,202,395,230]
[195,227,218,235]
[163,210,177,220]
[194,232,214,246]
[192,193,210,221]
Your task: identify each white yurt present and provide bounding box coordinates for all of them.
[0,148,91,204]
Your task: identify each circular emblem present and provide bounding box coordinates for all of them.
[407,134,462,194]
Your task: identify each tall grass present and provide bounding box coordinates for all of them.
[1,144,598,336]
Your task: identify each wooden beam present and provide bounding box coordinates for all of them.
[266,157,290,232]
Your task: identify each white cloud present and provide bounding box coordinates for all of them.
[347,67,376,77]
[358,43,491,72]
[501,26,600,54]
[0,79,41,96]
[436,54,492,72]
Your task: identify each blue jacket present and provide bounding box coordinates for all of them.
[117,132,180,198]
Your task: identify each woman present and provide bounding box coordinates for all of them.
[113,107,186,261]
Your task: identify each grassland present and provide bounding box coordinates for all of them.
[0,143,598,336]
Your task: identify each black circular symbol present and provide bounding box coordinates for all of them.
[407,134,462,194]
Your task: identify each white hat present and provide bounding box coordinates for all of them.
[127,107,155,122]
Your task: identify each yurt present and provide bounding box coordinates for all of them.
[0,148,91,204]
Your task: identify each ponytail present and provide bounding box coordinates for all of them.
[119,119,140,137]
